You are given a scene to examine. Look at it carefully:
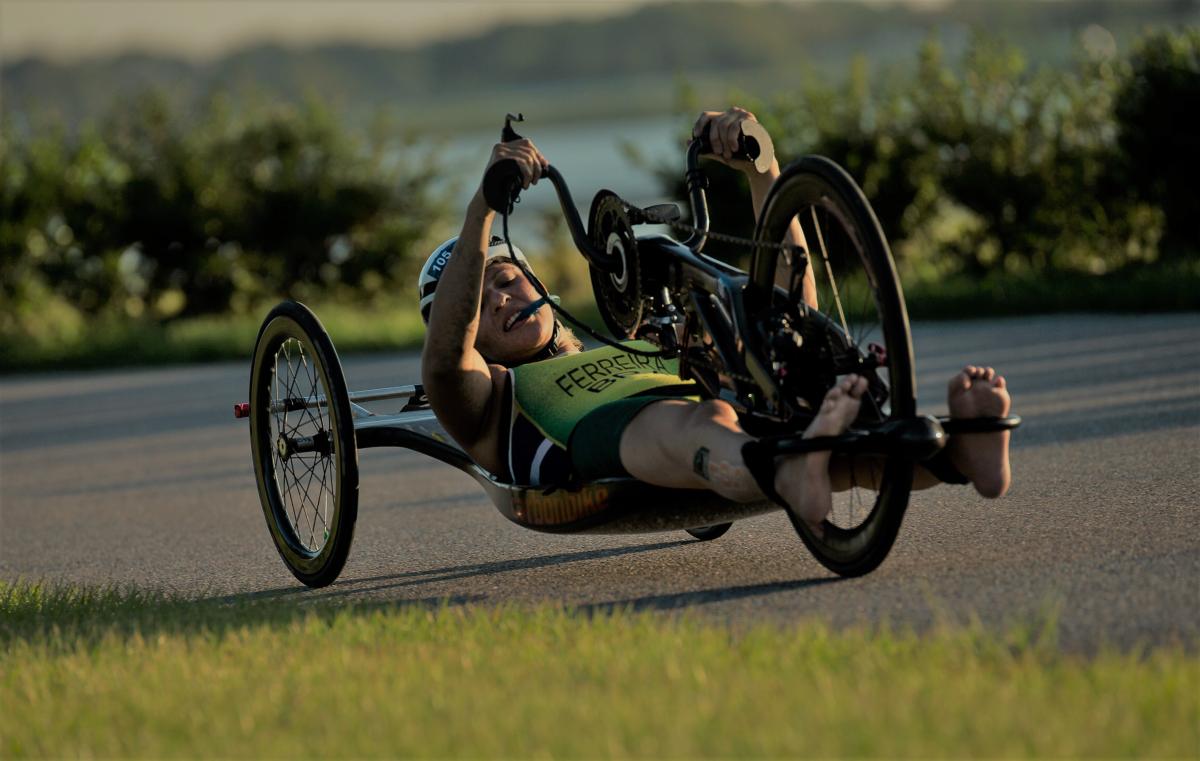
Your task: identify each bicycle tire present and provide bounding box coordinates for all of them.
[248,300,359,588]
[750,156,916,577]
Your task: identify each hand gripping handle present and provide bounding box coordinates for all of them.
[694,120,775,174]
[482,113,525,214]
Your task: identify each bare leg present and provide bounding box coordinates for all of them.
[617,378,866,535]
[617,398,763,501]
[615,367,1008,540]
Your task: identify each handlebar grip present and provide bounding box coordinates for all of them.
[694,120,775,174]
[483,113,526,214]
[482,159,521,214]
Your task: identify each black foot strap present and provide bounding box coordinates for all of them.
[741,440,789,508]
[740,435,847,508]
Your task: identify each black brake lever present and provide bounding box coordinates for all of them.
[501,112,524,142]
[626,203,682,226]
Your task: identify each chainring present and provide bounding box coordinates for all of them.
[587,190,643,339]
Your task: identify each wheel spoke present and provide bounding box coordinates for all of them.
[290,451,331,552]
[811,206,851,344]
[283,455,305,534]
[292,453,323,522]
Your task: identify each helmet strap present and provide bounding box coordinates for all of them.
[496,209,563,363]
[532,318,563,362]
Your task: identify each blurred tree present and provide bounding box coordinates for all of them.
[1113,27,1200,259]
[654,29,1179,281]
[0,92,448,327]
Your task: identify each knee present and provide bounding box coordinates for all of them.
[686,399,741,430]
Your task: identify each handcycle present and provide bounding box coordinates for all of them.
[235,114,1020,588]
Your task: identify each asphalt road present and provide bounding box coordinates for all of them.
[2,313,1198,651]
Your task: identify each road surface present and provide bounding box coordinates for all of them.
[2,313,1197,651]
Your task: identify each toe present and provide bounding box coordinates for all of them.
[948,372,971,394]
[850,375,868,397]
[993,375,1007,389]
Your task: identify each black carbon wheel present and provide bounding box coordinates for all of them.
[686,523,733,541]
[751,156,916,577]
[248,300,358,588]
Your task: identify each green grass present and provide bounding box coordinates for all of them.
[0,299,430,374]
[903,261,1200,320]
[3,262,1198,374]
[1,582,1196,758]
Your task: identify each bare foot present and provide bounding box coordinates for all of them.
[775,375,868,536]
[947,365,1012,498]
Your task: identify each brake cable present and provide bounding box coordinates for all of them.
[498,207,676,358]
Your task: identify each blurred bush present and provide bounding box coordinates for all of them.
[1113,27,1200,260]
[3,26,1198,362]
[1,93,446,343]
[662,28,1197,280]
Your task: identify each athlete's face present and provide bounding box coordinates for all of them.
[475,261,555,365]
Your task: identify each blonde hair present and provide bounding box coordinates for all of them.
[555,323,584,354]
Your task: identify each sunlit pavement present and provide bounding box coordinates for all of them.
[2,313,1197,652]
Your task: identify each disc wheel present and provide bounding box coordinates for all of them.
[751,156,916,577]
[249,300,358,588]
[587,190,642,338]
[686,523,732,541]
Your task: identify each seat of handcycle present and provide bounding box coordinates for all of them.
[354,418,777,536]
[476,472,778,535]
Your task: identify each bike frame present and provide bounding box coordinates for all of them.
[257,383,779,533]
[525,142,1017,462]
[536,140,787,411]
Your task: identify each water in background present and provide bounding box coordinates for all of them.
[435,114,686,247]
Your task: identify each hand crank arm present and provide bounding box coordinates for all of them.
[743,415,948,463]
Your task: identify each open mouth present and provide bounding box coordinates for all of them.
[503,310,530,332]
[503,299,545,332]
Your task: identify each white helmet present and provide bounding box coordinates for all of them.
[418,235,535,324]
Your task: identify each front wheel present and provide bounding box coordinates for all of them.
[750,156,916,577]
[248,301,359,588]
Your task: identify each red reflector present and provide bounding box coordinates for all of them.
[234,403,250,419]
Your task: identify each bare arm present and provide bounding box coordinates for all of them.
[694,108,816,309]
[421,190,500,451]
[420,139,549,467]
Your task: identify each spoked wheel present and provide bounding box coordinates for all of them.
[686,523,732,542]
[248,300,358,588]
[751,156,916,577]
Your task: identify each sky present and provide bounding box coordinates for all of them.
[0,0,956,63]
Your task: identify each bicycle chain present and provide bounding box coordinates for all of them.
[513,190,802,384]
[614,192,803,385]
[612,191,806,257]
